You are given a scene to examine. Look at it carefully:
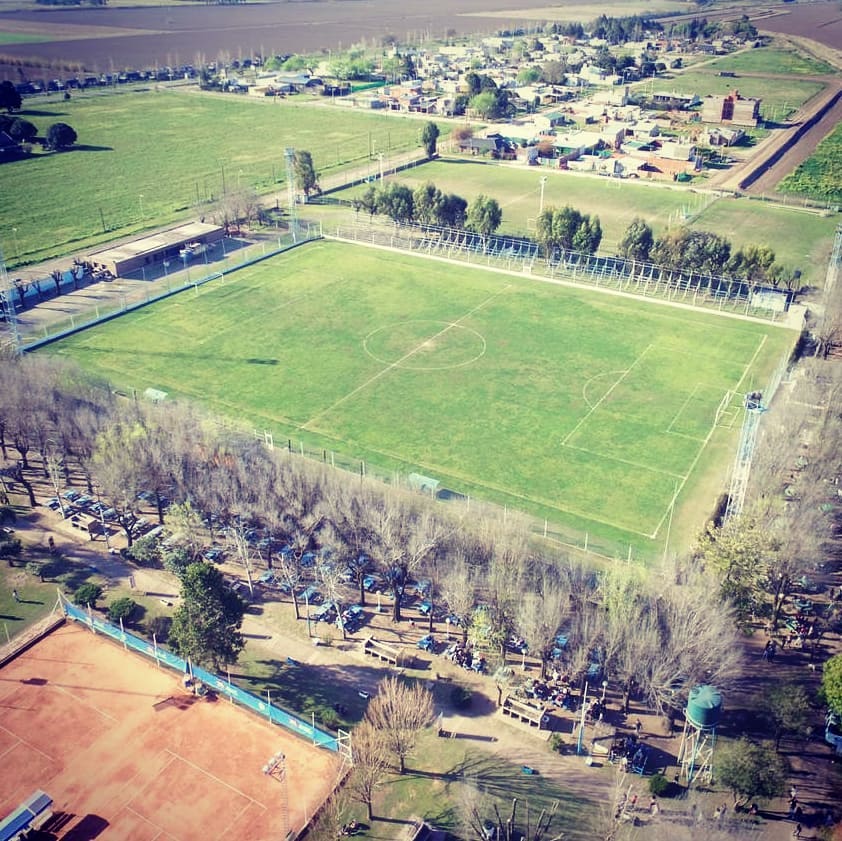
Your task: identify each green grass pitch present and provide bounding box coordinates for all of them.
[47,240,794,553]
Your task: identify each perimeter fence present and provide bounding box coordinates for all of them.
[60,595,341,752]
[328,219,795,323]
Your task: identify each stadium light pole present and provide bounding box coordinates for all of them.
[378,151,384,181]
[539,175,547,216]
[11,228,19,260]
[138,194,144,220]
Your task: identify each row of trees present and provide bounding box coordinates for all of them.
[617,217,793,285]
[0,353,745,722]
[0,111,77,151]
[352,180,503,239]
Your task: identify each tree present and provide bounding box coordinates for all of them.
[762,683,811,751]
[365,676,434,774]
[0,80,21,113]
[469,91,498,120]
[46,122,77,151]
[452,125,474,146]
[346,720,390,820]
[420,121,440,158]
[413,182,443,226]
[8,118,36,143]
[169,562,245,670]
[108,596,138,624]
[618,217,654,262]
[376,183,414,225]
[465,195,502,246]
[293,150,319,198]
[822,654,842,717]
[716,738,787,807]
[74,583,103,607]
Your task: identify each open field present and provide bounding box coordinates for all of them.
[45,240,794,556]
[702,45,836,76]
[0,621,341,839]
[0,89,429,266]
[636,71,824,118]
[335,159,839,287]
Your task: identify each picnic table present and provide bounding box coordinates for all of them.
[417,600,432,616]
[316,601,335,620]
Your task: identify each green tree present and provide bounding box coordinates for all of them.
[108,596,138,624]
[696,516,780,628]
[46,122,77,151]
[8,118,36,143]
[74,582,103,607]
[822,654,842,717]
[469,91,498,120]
[376,183,414,224]
[436,192,467,228]
[0,80,21,113]
[413,182,442,225]
[420,121,440,158]
[762,683,811,751]
[517,67,541,85]
[169,562,245,670]
[465,194,502,246]
[0,534,22,565]
[618,217,654,262]
[293,150,319,198]
[716,738,787,807]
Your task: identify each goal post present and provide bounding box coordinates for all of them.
[714,389,734,427]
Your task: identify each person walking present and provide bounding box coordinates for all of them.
[12,589,19,603]
[793,822,802,838]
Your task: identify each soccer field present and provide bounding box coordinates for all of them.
[48,241,794,553]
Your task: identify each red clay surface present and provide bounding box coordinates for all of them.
[0,621,341,841]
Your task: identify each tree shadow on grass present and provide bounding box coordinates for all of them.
[72,145,114,152]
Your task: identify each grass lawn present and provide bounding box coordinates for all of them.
[703,46,835,76]
[637,72,824,118]
[333,159,836,288]
[0,32,47,43]
[46,240,794,557]
[0,88,432,267]
[358,731,594,841]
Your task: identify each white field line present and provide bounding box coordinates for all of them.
[562,344,653,447]
[650,333,769,539]
[302,285,512,431]
[666,383,700,434]
[563,443,685,480]
[164,748,267,809]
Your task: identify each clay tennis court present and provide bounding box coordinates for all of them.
[0,621,342,840]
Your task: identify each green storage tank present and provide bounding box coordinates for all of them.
[686,685,722,730]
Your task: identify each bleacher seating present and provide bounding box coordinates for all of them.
[0,790,53,841]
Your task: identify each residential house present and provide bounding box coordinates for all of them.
[701,90,760,126]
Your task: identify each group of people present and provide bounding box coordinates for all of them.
[443,642,485,673]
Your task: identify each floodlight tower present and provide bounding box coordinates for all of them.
[284,147,298,237]
[0,247,21,356]
[723,391,766,523]
[677,684,722,785]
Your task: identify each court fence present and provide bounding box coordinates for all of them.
[60,594,341,752]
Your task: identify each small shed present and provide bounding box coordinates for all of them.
[408,473,440,496]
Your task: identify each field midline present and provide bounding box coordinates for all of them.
[561,443,686,481]
[299,285,512,432]
[299,421,658,538]
[325,235,801,330]
[562,344,654,447]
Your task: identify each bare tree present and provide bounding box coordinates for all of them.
[440,548,479,644]
[346,720,390,821]
[364,676,434,774]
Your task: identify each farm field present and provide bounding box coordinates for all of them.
[335,159,838,287]
[0,88,430,266]
[45,240,794,558]
[635,71,824,118]
[779,120,842,205]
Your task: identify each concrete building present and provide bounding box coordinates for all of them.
[86,221,225,277]
[701,90,760,126]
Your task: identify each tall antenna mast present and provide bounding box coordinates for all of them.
[284,148,298,239]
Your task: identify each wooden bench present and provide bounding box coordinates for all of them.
[363,636,405,667]
[501,695,548,729]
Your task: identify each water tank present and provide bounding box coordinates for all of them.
[686,685,722,730]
